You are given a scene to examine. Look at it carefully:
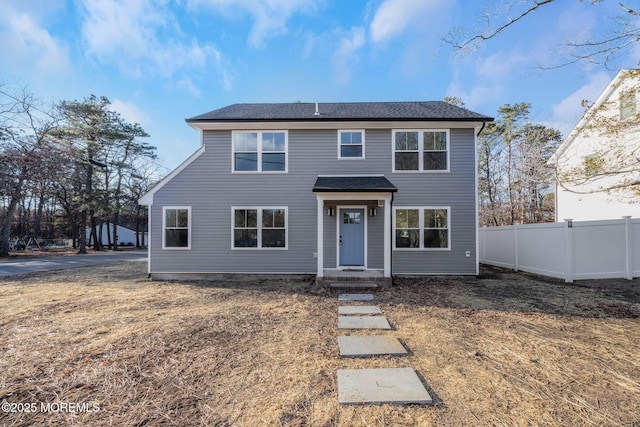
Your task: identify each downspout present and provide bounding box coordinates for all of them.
[390,192,395,286]
[554,166,559,222]
[476,120,487,137]
[475,120,488,276]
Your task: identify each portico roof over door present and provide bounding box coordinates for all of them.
[313,175,397,278]
[312,176,397,193]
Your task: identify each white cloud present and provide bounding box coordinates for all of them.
[110,99,150,126]
[189,0,318,48]
[550,71,613,136]
[0,3,69,76]
[177,78,202,97]
[370,0,446,43]
[79,0,220,78]
[476,50,528,82]
[302,30,322,58]
[222,69,234,91]
[446,80,505,112]
[331,27,365,85]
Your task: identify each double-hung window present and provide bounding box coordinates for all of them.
[233,131,287,172]
[163,207,191,249]
[233,207,287,249]
[393,130,449,172]
[338,130,364,159]
[394,207,450,250]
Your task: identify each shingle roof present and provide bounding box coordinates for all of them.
[187,102,492,122]
[312,176,397,193]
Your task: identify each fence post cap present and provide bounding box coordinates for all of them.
[622,215,632,219]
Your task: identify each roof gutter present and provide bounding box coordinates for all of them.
[187,119,492,132]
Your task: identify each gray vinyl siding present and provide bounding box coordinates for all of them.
[148,127,476,275]
[150,130,317,273]
[368,211,384,269]
[390,128,477,274]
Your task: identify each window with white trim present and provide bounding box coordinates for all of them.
[233,131,287,172]
[394,207,450,250]
[338,130,364,159]
[233,207,287,249]
[393,130,449,172]
[163,207,191,249]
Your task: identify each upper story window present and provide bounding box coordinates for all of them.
[163,206,191,249]
[338,130,364,159]
[393,130,449,172]
[233,131,287,172]
[620,90,636,120]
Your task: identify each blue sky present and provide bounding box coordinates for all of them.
[1,0,637,172]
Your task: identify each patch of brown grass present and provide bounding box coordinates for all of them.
[0,264,639,426]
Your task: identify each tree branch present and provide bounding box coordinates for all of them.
[445,0,555,50]
[619,2,640,16]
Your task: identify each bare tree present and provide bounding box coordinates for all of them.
[104,119,154,249]
[477,102,561,225]
[514,124,562,222]
[0,84,59,257]
[121,161,159,248]
[478,114,507,226]
[445,1,640,69]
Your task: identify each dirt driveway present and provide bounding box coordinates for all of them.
[0,263,638,426]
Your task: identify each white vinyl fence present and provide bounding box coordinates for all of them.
[479,217,640,282]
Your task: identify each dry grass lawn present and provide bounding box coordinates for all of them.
[0,262,639,426]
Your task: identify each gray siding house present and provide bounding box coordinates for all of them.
[139,102,492,281]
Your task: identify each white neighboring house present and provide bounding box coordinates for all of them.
[550,69,640,221]
[85,225,141,246]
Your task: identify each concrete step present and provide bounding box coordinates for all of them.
[330,281,378,289]
[317,272,392,288]
[338,293,375,301]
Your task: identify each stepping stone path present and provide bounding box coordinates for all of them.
[336,293,433,406]
[338,336,407,357]
[338,315,391,330]
[338,368,432,405]
[338,305,381,315]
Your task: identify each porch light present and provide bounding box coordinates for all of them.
[327,207,335,216]
[369,208,377,217]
